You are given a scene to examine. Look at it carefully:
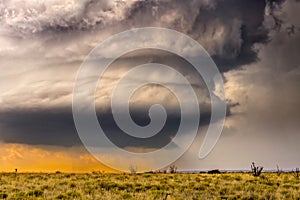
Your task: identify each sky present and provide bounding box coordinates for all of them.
[0,0,299,172]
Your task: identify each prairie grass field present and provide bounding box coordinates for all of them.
[0,172,299,200]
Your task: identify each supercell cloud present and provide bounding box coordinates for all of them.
[0,0,299,171]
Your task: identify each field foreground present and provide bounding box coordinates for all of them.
[0,172,299,199]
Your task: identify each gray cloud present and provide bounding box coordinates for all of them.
[198,0,300,170]
[0,0,279,70]
[226,0,300,118]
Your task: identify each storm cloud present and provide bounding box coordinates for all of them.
[0,0,281,68]
[0,0,299,171]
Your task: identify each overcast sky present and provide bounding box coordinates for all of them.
[0,0,299,172]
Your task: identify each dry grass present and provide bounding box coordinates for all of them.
[0,172,299,199]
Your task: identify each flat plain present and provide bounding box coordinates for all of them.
[0,172,299,199]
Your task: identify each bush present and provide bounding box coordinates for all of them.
[0,192,8,199]
[69,182,76,188]
[55,194,67,200]
[251,162,263,177]
[27,189,44,197]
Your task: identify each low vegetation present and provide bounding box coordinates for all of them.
[250,162,263,177]
[0,172,299,199]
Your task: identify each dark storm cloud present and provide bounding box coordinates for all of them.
[114,0,284,72]
[0,108,81,147]
[0,105,215,149]
[98,100,220,152]
[197,0,268,71]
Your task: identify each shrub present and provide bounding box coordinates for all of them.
[251,162,263,177]
[69,182,77,188]
[168,165,178,173]
[0,192,8,199]
[27,189,44,197]
[55,194,67,200]
[208,169,221,174]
